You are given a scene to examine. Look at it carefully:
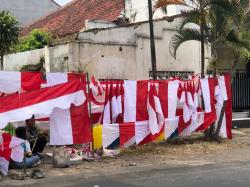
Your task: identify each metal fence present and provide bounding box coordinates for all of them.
[232,72,250,111]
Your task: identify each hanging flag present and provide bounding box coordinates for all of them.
[102,123,120,149]
[46,73,91,145]
[116,81,124,123]
[110,81,119,123]
[103,81,111,124]
[124,80,151,145]
[0,132,25,176]
[0,71,42,93]
[0,81,86,129]
[147,83,165,135]
[119,122,135,148]
[215,75,232,139]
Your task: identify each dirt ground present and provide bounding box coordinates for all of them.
[3,128,250,185]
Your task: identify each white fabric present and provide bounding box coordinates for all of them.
[215,76,228,138]
[50,108,73,145]
[111,95,119,123]
[103,100,111,124]
[102,124,120,149]
[0,71,21,93]
[46,72,74,145]
[180,112,205,136]
[164,117,179,139]
[0,90,85,129]
[148,95,164,135]
[200,79,211,113]
[117,95,122,116]
[135,121,150,145]
[46,73,68,86]
[168,81,179,118]
[124,81,137,122]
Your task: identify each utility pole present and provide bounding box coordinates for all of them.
[148,0,157,80]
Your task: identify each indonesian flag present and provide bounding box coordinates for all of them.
[46,72,92,145]
[119,122,135,148]
[124,80,150,145]
[102,123,120,149]
[103,81,111,124]
[89,75,104,96]
[0,71,42,94]
[158,80,180,139]
[0,80,85,129]
[215,75,232,139]
[147,83,164,135]
[0,132,25,176]
[116,82,124,123]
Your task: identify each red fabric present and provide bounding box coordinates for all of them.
[119,122,135,147]
[0,80,83,113]
[0,133,12,161]
[158,81,168,118]
[136,81,149,121]
[70,103,92,144]
[224,74,232,139]
[21,72,42,92]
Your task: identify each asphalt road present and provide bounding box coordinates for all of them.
[69,162,250,187]
[6,161,250,187]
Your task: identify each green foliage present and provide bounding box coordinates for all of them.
[14,29,52,52]
[168,0,250,64]
[0,11,20,69]
[20,56,45,72]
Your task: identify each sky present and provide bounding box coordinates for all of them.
[54,0,72,6]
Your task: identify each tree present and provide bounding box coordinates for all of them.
[155,0,250,77]
[0,11,20,70]
[155,0,250,139]
[13,29,53,52]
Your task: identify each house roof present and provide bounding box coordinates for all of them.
[21,0,125,37]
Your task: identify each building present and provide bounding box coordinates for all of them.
[0,0,60,25]
[21,0,190,38]
[4,17,207,80]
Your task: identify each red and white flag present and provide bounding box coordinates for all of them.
[215,75,232,139]
[0,71,42,94]
[147,83,164,135]
[0,80,85,128]
[103,81,111,124]
[46,72,92,145]
[119,122,135,148]
[0,132,25,175]
[110,82,119,123]
[89,75,104,96]
[124,80,150,145]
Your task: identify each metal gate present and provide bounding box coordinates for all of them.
[232,72,250,111]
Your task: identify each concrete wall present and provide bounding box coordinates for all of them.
[3,18,208,80]
[76,18,203,79]
[3,48,45,71]
[0,0,59,25]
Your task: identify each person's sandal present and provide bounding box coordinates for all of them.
[31,169,45,179]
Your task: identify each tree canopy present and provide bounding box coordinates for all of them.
[0,11,20,69]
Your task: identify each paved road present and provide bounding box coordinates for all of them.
[5,161,250,187]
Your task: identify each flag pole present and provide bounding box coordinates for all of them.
[86,72,94,153]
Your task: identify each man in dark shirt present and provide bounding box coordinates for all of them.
[25,115,47,154]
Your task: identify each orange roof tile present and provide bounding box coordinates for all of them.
[21,0,124,37]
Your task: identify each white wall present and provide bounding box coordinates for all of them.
[3,18,204,79]
[3,48,45,71]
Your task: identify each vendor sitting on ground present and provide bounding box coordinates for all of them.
[25,115,48,155]
[10,126,41,169]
